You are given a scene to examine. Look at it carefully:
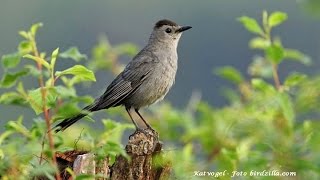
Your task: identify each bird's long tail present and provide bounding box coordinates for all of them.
[53,104,96,132]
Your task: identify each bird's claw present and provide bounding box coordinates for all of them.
[132,127,158,139]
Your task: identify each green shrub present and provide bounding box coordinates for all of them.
[0,11,319,179]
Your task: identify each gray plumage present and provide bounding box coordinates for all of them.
[54,19,191,132]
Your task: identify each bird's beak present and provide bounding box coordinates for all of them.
[176,26,192,33]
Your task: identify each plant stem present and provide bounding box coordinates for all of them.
[31,39,44,87]
[263,19,281,90]
[31,37,61,180]
[272,63,281,90]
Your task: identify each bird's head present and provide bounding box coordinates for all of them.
[150,19,192,46]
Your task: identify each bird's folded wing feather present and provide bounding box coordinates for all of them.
[93,55,155,109]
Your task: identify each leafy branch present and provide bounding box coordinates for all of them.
[238,11,310,90]
[0,23,95,179]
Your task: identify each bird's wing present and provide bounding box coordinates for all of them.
[93,53,156,110]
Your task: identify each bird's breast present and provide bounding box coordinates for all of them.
[127,54,178,109]
[145,55,177,101]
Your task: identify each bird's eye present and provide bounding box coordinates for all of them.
[165,28,172,33]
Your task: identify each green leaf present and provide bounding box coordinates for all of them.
[1,53,21,69]
[65,168,75,179]
[50,48,59,70]
[75,174,95,180]
[30,23,43,37]
[55,65,96,82]
[262,11,268,28]
[277,92,295,124]
[54,86,76,98]
[265,44,284,64]
[0,131,14,145]
[0,69,29,88]
[69,76,91,86]
[59,47,87,62]
[40,52,46,59]
[45,78,54,87]
[182,143,193,162]
[27,87,58,114]
[251,78,275,92]
[268,12,287,27]
[23,54,50,69]
[238,16,264,35]
[16,82,27,96]
[5,116,31,137]
[215,66,244,84]
[284,49,312,65]
[0,92,26,106]
[249,37,270,49]
[18,31,29,39]
[18,41,33,55]
[54,102,81,120]
[284,73,307,87]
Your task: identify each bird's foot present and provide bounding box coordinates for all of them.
[146,127,157,135]
[127,127,161,155]
[131,128,158,139]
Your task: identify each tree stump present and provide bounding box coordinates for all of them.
[55,129,171,179]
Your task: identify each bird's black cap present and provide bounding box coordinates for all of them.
[154,19,178,29]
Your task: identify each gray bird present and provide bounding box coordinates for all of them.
[54,19,192,133]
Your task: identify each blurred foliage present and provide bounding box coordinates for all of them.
[300,0,320,17]
[0,23,134,179]
[1,11,320,179]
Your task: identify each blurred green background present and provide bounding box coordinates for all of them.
[1,0,320,179]
[1,0,320,125]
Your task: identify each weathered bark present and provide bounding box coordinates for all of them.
[111,129,168,180]
[53,129,171,179]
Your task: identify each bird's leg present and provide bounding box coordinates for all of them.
[134,109,155,132]
[126,107,155,137]
[125,107,140,130]
[126,107,150,136]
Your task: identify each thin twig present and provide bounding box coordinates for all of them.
[73,129,84,150]
[272,63,281,90]
[38,134,46,165]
